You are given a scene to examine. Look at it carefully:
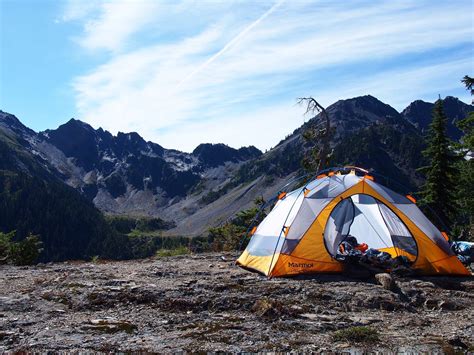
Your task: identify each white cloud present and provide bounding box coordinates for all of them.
[155,101,305,152]
[58,0,100,22]
[79,1,161,51]
[65,0,474,151]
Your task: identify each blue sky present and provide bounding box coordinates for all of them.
[1,0,473,152]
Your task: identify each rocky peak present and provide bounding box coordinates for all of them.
[192,143,262,168]
[237,146,263,160]
[308,95,407,142]
[401,100,433,130]
[114,131,164,158]
[41,119,100,171]
[0,110,36,138]
[327,95,400,122]
[401,97,473,140]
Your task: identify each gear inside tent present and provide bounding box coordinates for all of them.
[237,167,470,277]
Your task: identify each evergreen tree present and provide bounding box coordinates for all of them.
[418,99,459,228]
[454,75,474,241]
[461,75,474,97]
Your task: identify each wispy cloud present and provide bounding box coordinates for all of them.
[176,0,285,90]
[63,0,473,151]
[61,0,162,51]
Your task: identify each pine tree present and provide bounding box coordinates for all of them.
[454,75,474,241]
[418,99,459,227]
[461,75,474,97]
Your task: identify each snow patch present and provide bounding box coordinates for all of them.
[163,150,199,172]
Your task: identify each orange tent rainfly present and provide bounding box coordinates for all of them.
[237,167,470,277]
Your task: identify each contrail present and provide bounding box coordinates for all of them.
[175,0,285,90]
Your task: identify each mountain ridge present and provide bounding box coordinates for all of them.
[401,96,473,140]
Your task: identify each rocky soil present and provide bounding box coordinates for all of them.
[1,253,473,353]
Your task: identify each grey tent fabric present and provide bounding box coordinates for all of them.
[366,180,411,204]
[378,202,418,256]
[307,174,361,199]
[345,195,393,250]
[323,198,354,256]
[395,203,453,255]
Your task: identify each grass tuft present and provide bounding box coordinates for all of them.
[332,326,380,343]
[155,245,190,258]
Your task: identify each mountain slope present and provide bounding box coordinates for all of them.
[0,112,115,261]
[401,96,473,140]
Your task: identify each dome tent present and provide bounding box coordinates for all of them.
[237,167,470,277]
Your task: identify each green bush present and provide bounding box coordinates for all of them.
[0,231,42,265]
[0,231,15,263]
[106,215,176,234]
[208,198,267,251]
[155,245,190,257]
[332,326,380,343]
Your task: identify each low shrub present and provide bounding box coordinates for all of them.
[155,245,190,258]
[0,231,43,265]
[332,326,380,343]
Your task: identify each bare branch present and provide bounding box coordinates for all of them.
[297,97,325,116]
[297,96,332,172]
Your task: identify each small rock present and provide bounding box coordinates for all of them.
[252,298,283,319]
[51,309,66,313]
[375,273,394,291]
[0,296,32,312]
[448,336,468,349]
[300,313,319,320]
[84,319,137,334]
[423,299,439,310]
[208,264,214,268]
[183,280,197,287]
[409,280,436,288]
[438,300,464,311]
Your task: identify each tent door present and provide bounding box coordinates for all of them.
[323,194,418,260]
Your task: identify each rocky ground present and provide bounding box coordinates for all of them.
[0,253,473,353]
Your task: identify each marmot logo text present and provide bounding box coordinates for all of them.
[288,262,314,268]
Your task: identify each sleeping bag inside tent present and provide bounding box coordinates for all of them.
[237,169,470,277]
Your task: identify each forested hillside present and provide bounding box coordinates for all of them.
[0,128,116,261]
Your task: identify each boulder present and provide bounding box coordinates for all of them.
[375,273,394,291]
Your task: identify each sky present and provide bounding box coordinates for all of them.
[0,0,473,152]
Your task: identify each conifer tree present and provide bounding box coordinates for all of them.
[454,75,474,240]
[461,75,474,97]
[418,98,459,227]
